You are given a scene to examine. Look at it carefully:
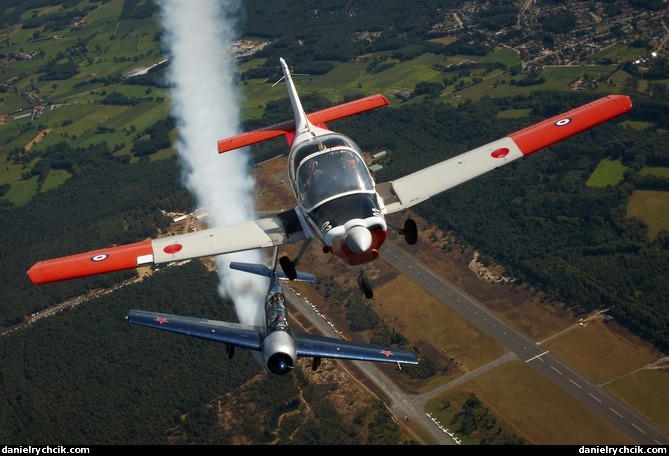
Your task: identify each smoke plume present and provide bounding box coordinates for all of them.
[158,0,266,326]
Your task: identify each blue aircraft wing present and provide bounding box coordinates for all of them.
[127,309,263,350]
[128,310,419,365]
[294,332,419,364]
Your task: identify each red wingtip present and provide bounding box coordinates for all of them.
[27,240,154,285]
[27,262,46,285]
[509,94,632,156]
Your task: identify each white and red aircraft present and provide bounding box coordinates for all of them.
[28,58,632,299]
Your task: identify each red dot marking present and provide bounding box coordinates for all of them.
[163,244,183,254]
[491,147,510,158]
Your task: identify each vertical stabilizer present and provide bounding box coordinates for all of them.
[279,58,311,136]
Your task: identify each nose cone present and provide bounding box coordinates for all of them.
[344,226,372,254]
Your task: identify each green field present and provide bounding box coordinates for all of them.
[627,190,669,240]
[587,158,626,187]
[5,174,39,207]
[41,169,72,192]
[238,52,449,117]
[586,160,669,239]
[426,362,635,445]
[497,108,532,119]
[0,0,173,204]
[589,43,648,63]
[641,166,669,178]
[480,47,521,67]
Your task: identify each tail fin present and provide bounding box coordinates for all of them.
[279,58,311,136]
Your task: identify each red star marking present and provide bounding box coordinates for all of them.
[154,317,169,324]
[380,350,393,357]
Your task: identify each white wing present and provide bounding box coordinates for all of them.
[28,210,305,284]
[378,95,632,214]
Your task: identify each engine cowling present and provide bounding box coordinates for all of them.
[262,331,297,375]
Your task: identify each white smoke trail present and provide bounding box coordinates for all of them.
[158,0,266,327]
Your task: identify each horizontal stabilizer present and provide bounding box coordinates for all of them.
[229,261,316,283]
[217,94,389,153]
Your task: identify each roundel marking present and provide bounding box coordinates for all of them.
[554,117,571,126]
[491,147,510,159]
[91,254,109,262]
[163,243,183,254]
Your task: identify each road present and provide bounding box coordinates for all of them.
[284,285,459,444]
[377,240,668,445]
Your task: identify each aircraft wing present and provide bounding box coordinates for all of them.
[28,209,306,285]
[294,332,419,364]
[128,310,419,365]
[127,310,263,349]
[377,94,632,214]
[217,94,389,153]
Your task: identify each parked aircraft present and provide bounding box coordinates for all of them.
[27,58,632,299]
[127,247,419,375]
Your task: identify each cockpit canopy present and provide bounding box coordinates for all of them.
[266,292,288,332]
[292,134,375,209]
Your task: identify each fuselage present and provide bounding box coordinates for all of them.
[279,57,388,267]
[262,274,296,375]
[288,131,388,266]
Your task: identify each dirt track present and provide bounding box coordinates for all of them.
[24,128,52,151]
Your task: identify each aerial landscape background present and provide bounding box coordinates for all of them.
[0,0,668,445]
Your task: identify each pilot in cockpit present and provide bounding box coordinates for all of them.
[300,159,326,205]
[268,293,289,331]
[303,159,324,189]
